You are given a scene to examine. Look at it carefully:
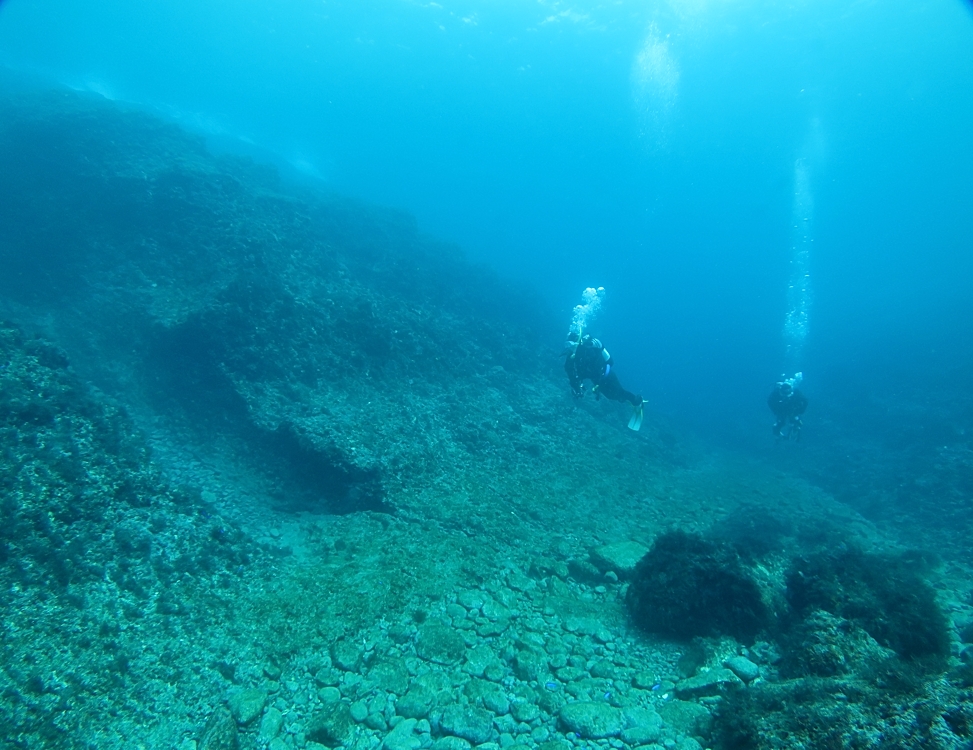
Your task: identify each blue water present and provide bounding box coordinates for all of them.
[1,0,971,426]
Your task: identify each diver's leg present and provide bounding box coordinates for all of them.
[599,372,641,405]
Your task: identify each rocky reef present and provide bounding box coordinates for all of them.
[1,83,972,750]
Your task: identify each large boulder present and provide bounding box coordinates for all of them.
[626,530,770,642]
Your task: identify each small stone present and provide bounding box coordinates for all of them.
[563,617,599,636]
[432,738,472,750]
[558,702,624,739]
[397,685,435,719]
[319,687,342,703]
[508,571,534,593]
[621,726,661,745]
[478,620,509,638]
[589,660,615,679]
[556,666,586,683]
[227,688,267,725]
[495,714,519,735]
[258,707,283,743]
[675,668,744,698]
[631,671,658,690]
[457,590,486,611]
[724,656,760,683]
[365,712,388,731]
[465,644,502,678]
[383,717,420,750]
[351,700,369,722]
[315,668,340,687]
[510,701,540,723]
[481,599,512,621]
[332,639,364,672]
[530,726,551,743]
[513,648,548,682]
[446,603,468,620]
[589,542,649,580]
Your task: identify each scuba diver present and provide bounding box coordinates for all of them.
[564,332,645,431]
[768,372,808,441]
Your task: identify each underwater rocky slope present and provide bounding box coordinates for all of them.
[2,85,973,750]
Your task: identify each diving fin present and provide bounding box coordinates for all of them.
[627,401,644,432]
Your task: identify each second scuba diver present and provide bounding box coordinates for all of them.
[768,372,808,441]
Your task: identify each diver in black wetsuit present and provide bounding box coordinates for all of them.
[564,333,643,407]
[768,374,808,441]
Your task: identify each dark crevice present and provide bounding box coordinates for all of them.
[260,423,387,515]
[144,320,388,516]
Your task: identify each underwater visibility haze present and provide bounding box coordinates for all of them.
[0,1,972,748]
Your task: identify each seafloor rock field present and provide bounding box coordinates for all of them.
[1,85,972,750]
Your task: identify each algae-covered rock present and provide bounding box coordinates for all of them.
[332,638,365,671]
[397,671,453,719]
[626,530,770,642]
[621,706,663,744]
[308,700,357,746]
[675,667,744,698]
[199,707,240,750]
[465,644,504,679]
[786,547,951,661]
[464,678,510,715]
[558,701,624,739]
[370,659,411,695]
[781,609,892,677]
[439,704,495,744]
[658,699,712,736]
[510,699,540,723]
[513,647,549,682]
[397,685,436,719]
[227,688,267,724]
[431,738,472,750]
[258,707,284,743]
[417,623,467,665]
